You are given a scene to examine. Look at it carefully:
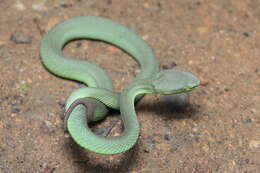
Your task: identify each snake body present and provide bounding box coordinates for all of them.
[40,16,200,154]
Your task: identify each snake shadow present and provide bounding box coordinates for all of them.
[64,94,200,172]
[136,94,200,121]
[65,138,139,173]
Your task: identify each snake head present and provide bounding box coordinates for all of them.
[152,70,200,94]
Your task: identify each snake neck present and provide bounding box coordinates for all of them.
[119,79,154,133]
[121,79,155,105]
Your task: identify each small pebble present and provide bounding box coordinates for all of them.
[250,108,257,114]
[240,159,250,165]
[42,166,56,173]
[157,2,162,8]
[243,32,250,37]
[170,147,178,153]
[196,1,201,5]
[11,107,21,114]
[41,121,55,134]
[164,134,170,141]
[161,62,177,70]
[76,42,82,48]
[13,1,26,11]
[10,32,32,44]
[44,120,52,127]
[107,45,120,53]
[32,0,48,11]
[224,87,230,92]
[26,78,32,83]
[143,149,150,153]
[202,143,210,153]
[58,101,65,108]
[0,122,4,128]
[11,113,17,118]
[197,26,209,34]
[143,2,150,8]
[249,140,260,149]
[60,3,72,8]
[0,41,6,46]
[142,35,149,40]
[244,118,252,123]
[200,78,209,86]
[164,134,174,141]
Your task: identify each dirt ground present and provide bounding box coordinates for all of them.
[0,0,259,173]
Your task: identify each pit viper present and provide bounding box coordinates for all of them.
[40,16,200,154]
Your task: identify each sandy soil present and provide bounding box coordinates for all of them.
[0,0,259,173]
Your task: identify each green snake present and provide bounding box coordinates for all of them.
[40,16,200,154]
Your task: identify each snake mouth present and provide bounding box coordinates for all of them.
[161,85,200,95]
[187,85,200,91]
[182,84,200,93]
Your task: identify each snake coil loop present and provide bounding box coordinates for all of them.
[40,16,200,154]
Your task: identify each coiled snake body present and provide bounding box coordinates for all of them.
[40,16,200,154]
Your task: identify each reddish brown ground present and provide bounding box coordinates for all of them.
[0,0,259,173]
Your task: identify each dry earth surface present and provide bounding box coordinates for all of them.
[0,0,259,173]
